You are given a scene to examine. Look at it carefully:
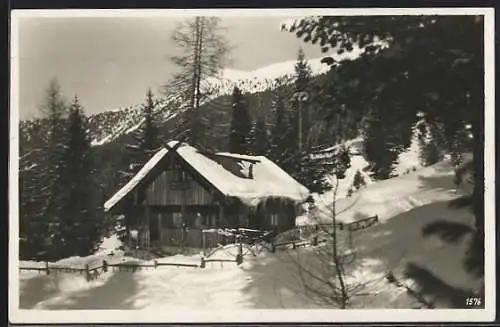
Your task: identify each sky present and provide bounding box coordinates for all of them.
[16,16,325,120]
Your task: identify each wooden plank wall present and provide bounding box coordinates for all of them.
[145,169,213,206]
[160,228,238,249]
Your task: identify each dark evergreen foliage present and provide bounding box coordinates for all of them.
[19,79,68,260]
[269,84,295,172]
[228,86,252,154]
[248,115,270,156]
[123,89,162,178]
[287,15,485,275]
[352,170,366,190]
[118,89,163,243]
[52,96,106,258]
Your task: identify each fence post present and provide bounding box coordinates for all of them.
[154,260,158,269]
[85,264,90,282]
[271,243,276,253]
[202,232,206,257]
[45,261,50,275]
[236,241,243,265]
[200,257,206,269]
[236,241,243,266]
[103,260,108,273]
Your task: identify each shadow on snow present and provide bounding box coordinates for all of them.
[20,271,139,310]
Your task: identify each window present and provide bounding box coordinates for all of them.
[270,213,279,227]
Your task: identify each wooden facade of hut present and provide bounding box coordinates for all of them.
[104,141,310,250]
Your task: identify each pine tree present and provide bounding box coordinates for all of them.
[288,48,339,194]
[417,120,445,167]
[167,17,231,145]
[28,78,69,260]
[228,86,252,154]
[19,160,50,259]
[292,47,313,148]
[124,89,162,178]
[297,152,332,194]
[269,85,294,171]
[361,112,406,180]
[287,16,485,271]
[53,95,105,258]
[118,89,162,245]
[352,170,366,190]
[419,136,442,167]
[248,115,270,156]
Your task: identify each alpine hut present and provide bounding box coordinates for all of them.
[104,141,310,250]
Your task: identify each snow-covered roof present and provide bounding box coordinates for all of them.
[104,141,310,213]
[104,147,169,212]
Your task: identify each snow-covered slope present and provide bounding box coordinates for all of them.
[301,156,471,226]
[207,50,362,94]
[18,155,481,310]
[88,99,178,146]
[306,134,423,209]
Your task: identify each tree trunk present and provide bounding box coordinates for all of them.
[195,19,204,112]
[188,17,201,145]
[331,178,348,308]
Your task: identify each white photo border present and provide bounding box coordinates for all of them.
[9,7,496,323]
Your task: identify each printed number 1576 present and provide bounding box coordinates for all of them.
[465,297,482,307]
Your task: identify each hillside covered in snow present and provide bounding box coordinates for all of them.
[18,150,482,312]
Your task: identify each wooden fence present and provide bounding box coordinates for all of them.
[296,215,379,235]
[338,215,379,232]
[270,215,379,252]
[19,244,245,282]
[160,228,238,250]
[18,216,378,282]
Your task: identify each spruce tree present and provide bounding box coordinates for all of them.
[248,115,270,156]
[119,89,162,244]
[269,85,294,171]
[34,79,69,260]
[124,88,162,177]
[361,111,407,180]
[292,47,313,148]
[352,170,366,190]
[228,86,252,154]
[419,137,442,167]
[54,95,105,258]
[288,16,485,270]
[297,152,332,194]
[19,160,50,259]
[416,119,445,167]
[288,48,338,194]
